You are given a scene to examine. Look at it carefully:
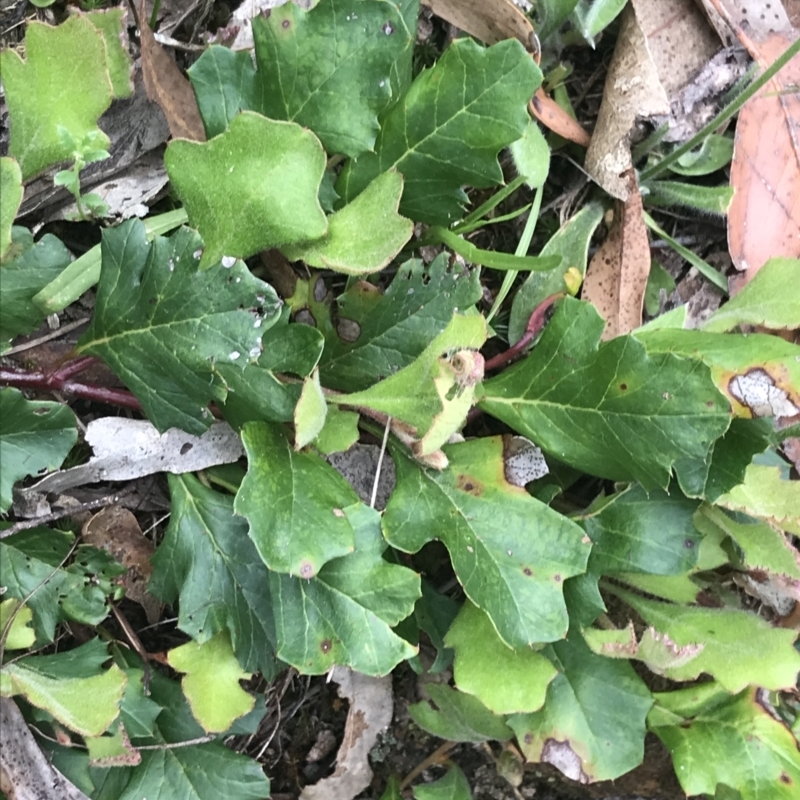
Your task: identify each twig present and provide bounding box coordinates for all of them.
[110,603,153,695]
[399,740,457,791]
[1,487,137,539]
[370,416,392,509]
[5,318,90,356]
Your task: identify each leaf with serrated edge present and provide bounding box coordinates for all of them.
[383,437,590,647]
[445,601,557,715]
[337,38,541,225]
[613,586,800,692]
[0,16,112,179]
[0,388,77,512]
[508,631,652,782]
[150,474,278,676]
[167,632,255,734]
[76,220,281,435]
[252,0,412,157]
[282,170,413,275]
[479,298,731,490]
[320,253,481,391]
[649,685,800,800]
[716,463,800,532]
[165,111,327,269]
[236,422,357,578]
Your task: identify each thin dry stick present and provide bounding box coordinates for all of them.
[399,740,458,791]
[5,317,90,356]
[110,603,153,694]
[370,416,392,509]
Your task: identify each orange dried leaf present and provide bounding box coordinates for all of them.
[729,32,800,282]
[529,90,591,147]
[582,172,651,339]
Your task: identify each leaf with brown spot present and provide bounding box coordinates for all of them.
[582,173,651,339]
[138,3,205,142]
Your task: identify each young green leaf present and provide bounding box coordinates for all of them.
[0,639,126,737]
[480,299,731,490]
[666,134,733,176]
[0,599,35,651]
[85,8,133,99]
[315,406,360,454]
[319,253,481,391]
[413,765,472,800]
[150,475,279,676]
[0,388,77,512]
[282,170,413,275]
[409,684,513,743]
[167,632,255,734]
[76,221,281,434]
[252,0,414,157]
[294,368,328,449]
[383,437,591,647]
[508,632,652,782]
[0,15,113,178]
[445,602,558,715]
[510,120,551,189]
[613,587,800,692]
[165,111,328,269]
[649,686,800,800]
[644,180,734,215]
[235,422,358,577]
[337,38,542,224]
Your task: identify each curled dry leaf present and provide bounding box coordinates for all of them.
[582,172,651,339]
[139,2,206,142]
[81,505,161,625]
[300,667,393,800]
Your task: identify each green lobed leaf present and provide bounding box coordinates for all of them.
[167,632,255,734]
[571,0,627,43]
[508,631,653,782]
[85,8,133,99]
[294,368,328,449]
[76,221,281,434]
[508,202,604,345]
[270,503,420,675]
[649,685,800,800]
[0,158,23,260]
[0,15,113,179]
[149,474,279,677]
[236,422,358,577]
[339,314,487,456]
[0,230,74,351]
[480,299,732,490]
[319,252,482,391]
[165,111,328,269]
[704,257,800,331]
[445,602,557,715]
[94,667,271,800]
[582,484,701,575]
[252,0,414,157]
[0,639,126,737]
[337,38,542,225]
[282,169,413,275]
[409,683,513,743]
[0,388,77,511]
[314,406,360,454]
[413,765,473,800]
[383,437,591,647]
[613,586,800,692]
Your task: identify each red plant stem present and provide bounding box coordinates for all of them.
[483,292,564,373]
[47,355,97,383]
[0,367,143,411]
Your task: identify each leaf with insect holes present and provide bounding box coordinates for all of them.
[0,15,113,179]
[0,388,77,511]
[336,37,541,225]
[167,632,255,734]
[165,112,328,269]
[319,252,482,391]
[235,422,358,578]
[75,220,281,435]
[338,314,487,457]
[383,437,591,647]
[508,631,652,782]
[479,298,732,491]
